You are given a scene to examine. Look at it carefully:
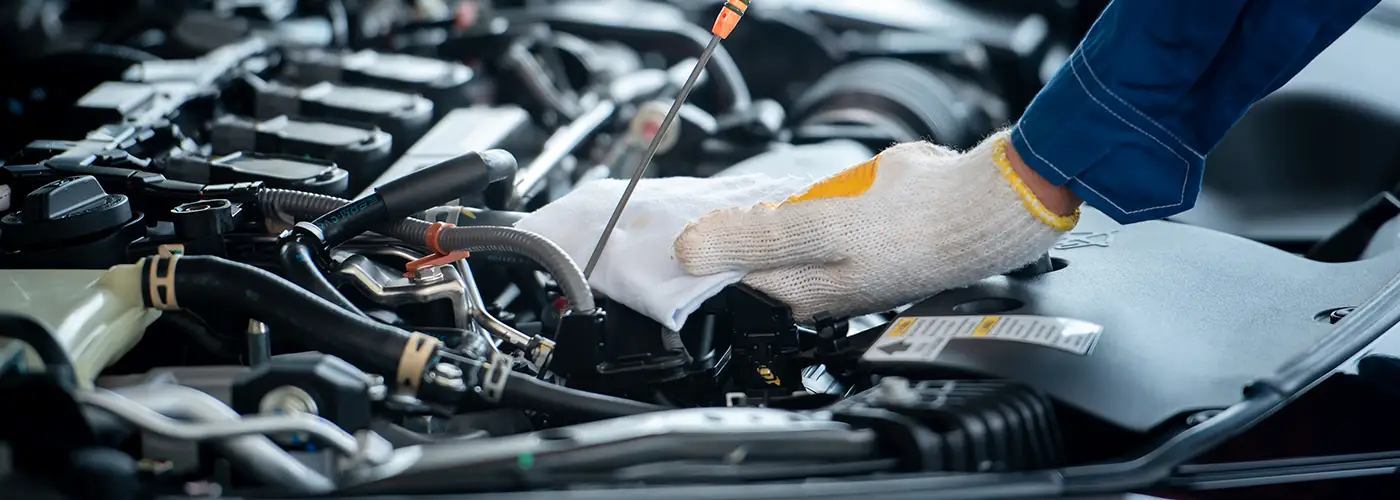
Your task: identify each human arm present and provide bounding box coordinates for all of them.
[675,0,1384,322]
[1013,0,1382,224]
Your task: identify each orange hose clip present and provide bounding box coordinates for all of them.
[711,0,750,39]
[404,221,470,277]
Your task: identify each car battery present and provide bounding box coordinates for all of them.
[281,48,476,119]
[252,80,434,156]
[163,151,350,196]
[358,105,535,209]
[209,115,392,194]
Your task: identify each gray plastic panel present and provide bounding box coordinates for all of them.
[876,208,1400,432]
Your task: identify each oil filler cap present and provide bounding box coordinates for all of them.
[0,175,133,247]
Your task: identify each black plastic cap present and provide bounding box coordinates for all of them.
[0,176,133,246]
[477,149,519,184]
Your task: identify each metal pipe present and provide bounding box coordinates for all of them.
[460,260,538,350]
[79,387,363,459]
[503,42,581,122]
[84,386,336,494]
[512,99,618,208]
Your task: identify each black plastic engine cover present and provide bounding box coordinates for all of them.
[861,208,1400,432]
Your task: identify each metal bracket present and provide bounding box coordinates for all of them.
[335,253,469,330]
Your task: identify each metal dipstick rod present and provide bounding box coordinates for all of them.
[582,0,752,279]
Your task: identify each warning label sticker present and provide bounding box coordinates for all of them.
[862,315,1104,363]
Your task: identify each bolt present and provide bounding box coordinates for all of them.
[260,386,318,447]
[427,363,466,390]
[414,265,445,283]
[259,385,318,416]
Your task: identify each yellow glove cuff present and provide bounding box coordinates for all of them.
[992,137,1080,232]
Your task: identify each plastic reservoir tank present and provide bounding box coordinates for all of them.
[0,264,158,387]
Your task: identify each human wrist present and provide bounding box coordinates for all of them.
[985,134,1080,232]
[1004,139,1082,217]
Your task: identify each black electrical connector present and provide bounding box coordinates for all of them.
[720,285,805,400]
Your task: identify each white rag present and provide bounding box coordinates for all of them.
[514,173,812,330]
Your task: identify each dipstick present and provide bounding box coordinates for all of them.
[582,1,752,279]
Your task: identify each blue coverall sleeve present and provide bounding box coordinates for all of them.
[1010,0,1382,224]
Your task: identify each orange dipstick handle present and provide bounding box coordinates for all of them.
[711,0,750,39]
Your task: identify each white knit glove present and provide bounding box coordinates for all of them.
[674,130,1080,321]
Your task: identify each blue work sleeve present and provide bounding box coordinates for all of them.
[1010,0,1383,224]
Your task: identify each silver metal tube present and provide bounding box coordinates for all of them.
[86,386,336,494]
[513,99,618,207]
[460,260,539,349]
[80,388,361,456]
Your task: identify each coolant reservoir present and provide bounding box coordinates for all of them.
[0,265,157,387]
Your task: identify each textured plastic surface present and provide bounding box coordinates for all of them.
[255,81,435,154]
[209,114,393,193]
[283,49,475,117]
[357,106,534,202]
[868,208,1400,432]
[0,265,157,386]
[210,152,349,195]
[828,379,1063,472]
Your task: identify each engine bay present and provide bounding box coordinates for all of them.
[6,1,1400,499]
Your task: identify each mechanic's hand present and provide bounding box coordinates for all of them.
[674,130,1080,321]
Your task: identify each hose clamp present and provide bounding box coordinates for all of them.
[395,332,441,394]
[479,351,511,404]
[290,221,325,241]
[145,251,182,310]
[424,221,452,255]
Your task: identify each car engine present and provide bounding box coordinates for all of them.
[5,1,1400,499]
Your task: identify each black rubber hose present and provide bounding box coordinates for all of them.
[308,193,390,252]
[277,235,367,316]
[309,150,518,249]
[260,188,424,242]
[499,371,665,419]
[155,256,418,378]
[436,226,595,312]
[260,189,596,312]
[0,314,77,388]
